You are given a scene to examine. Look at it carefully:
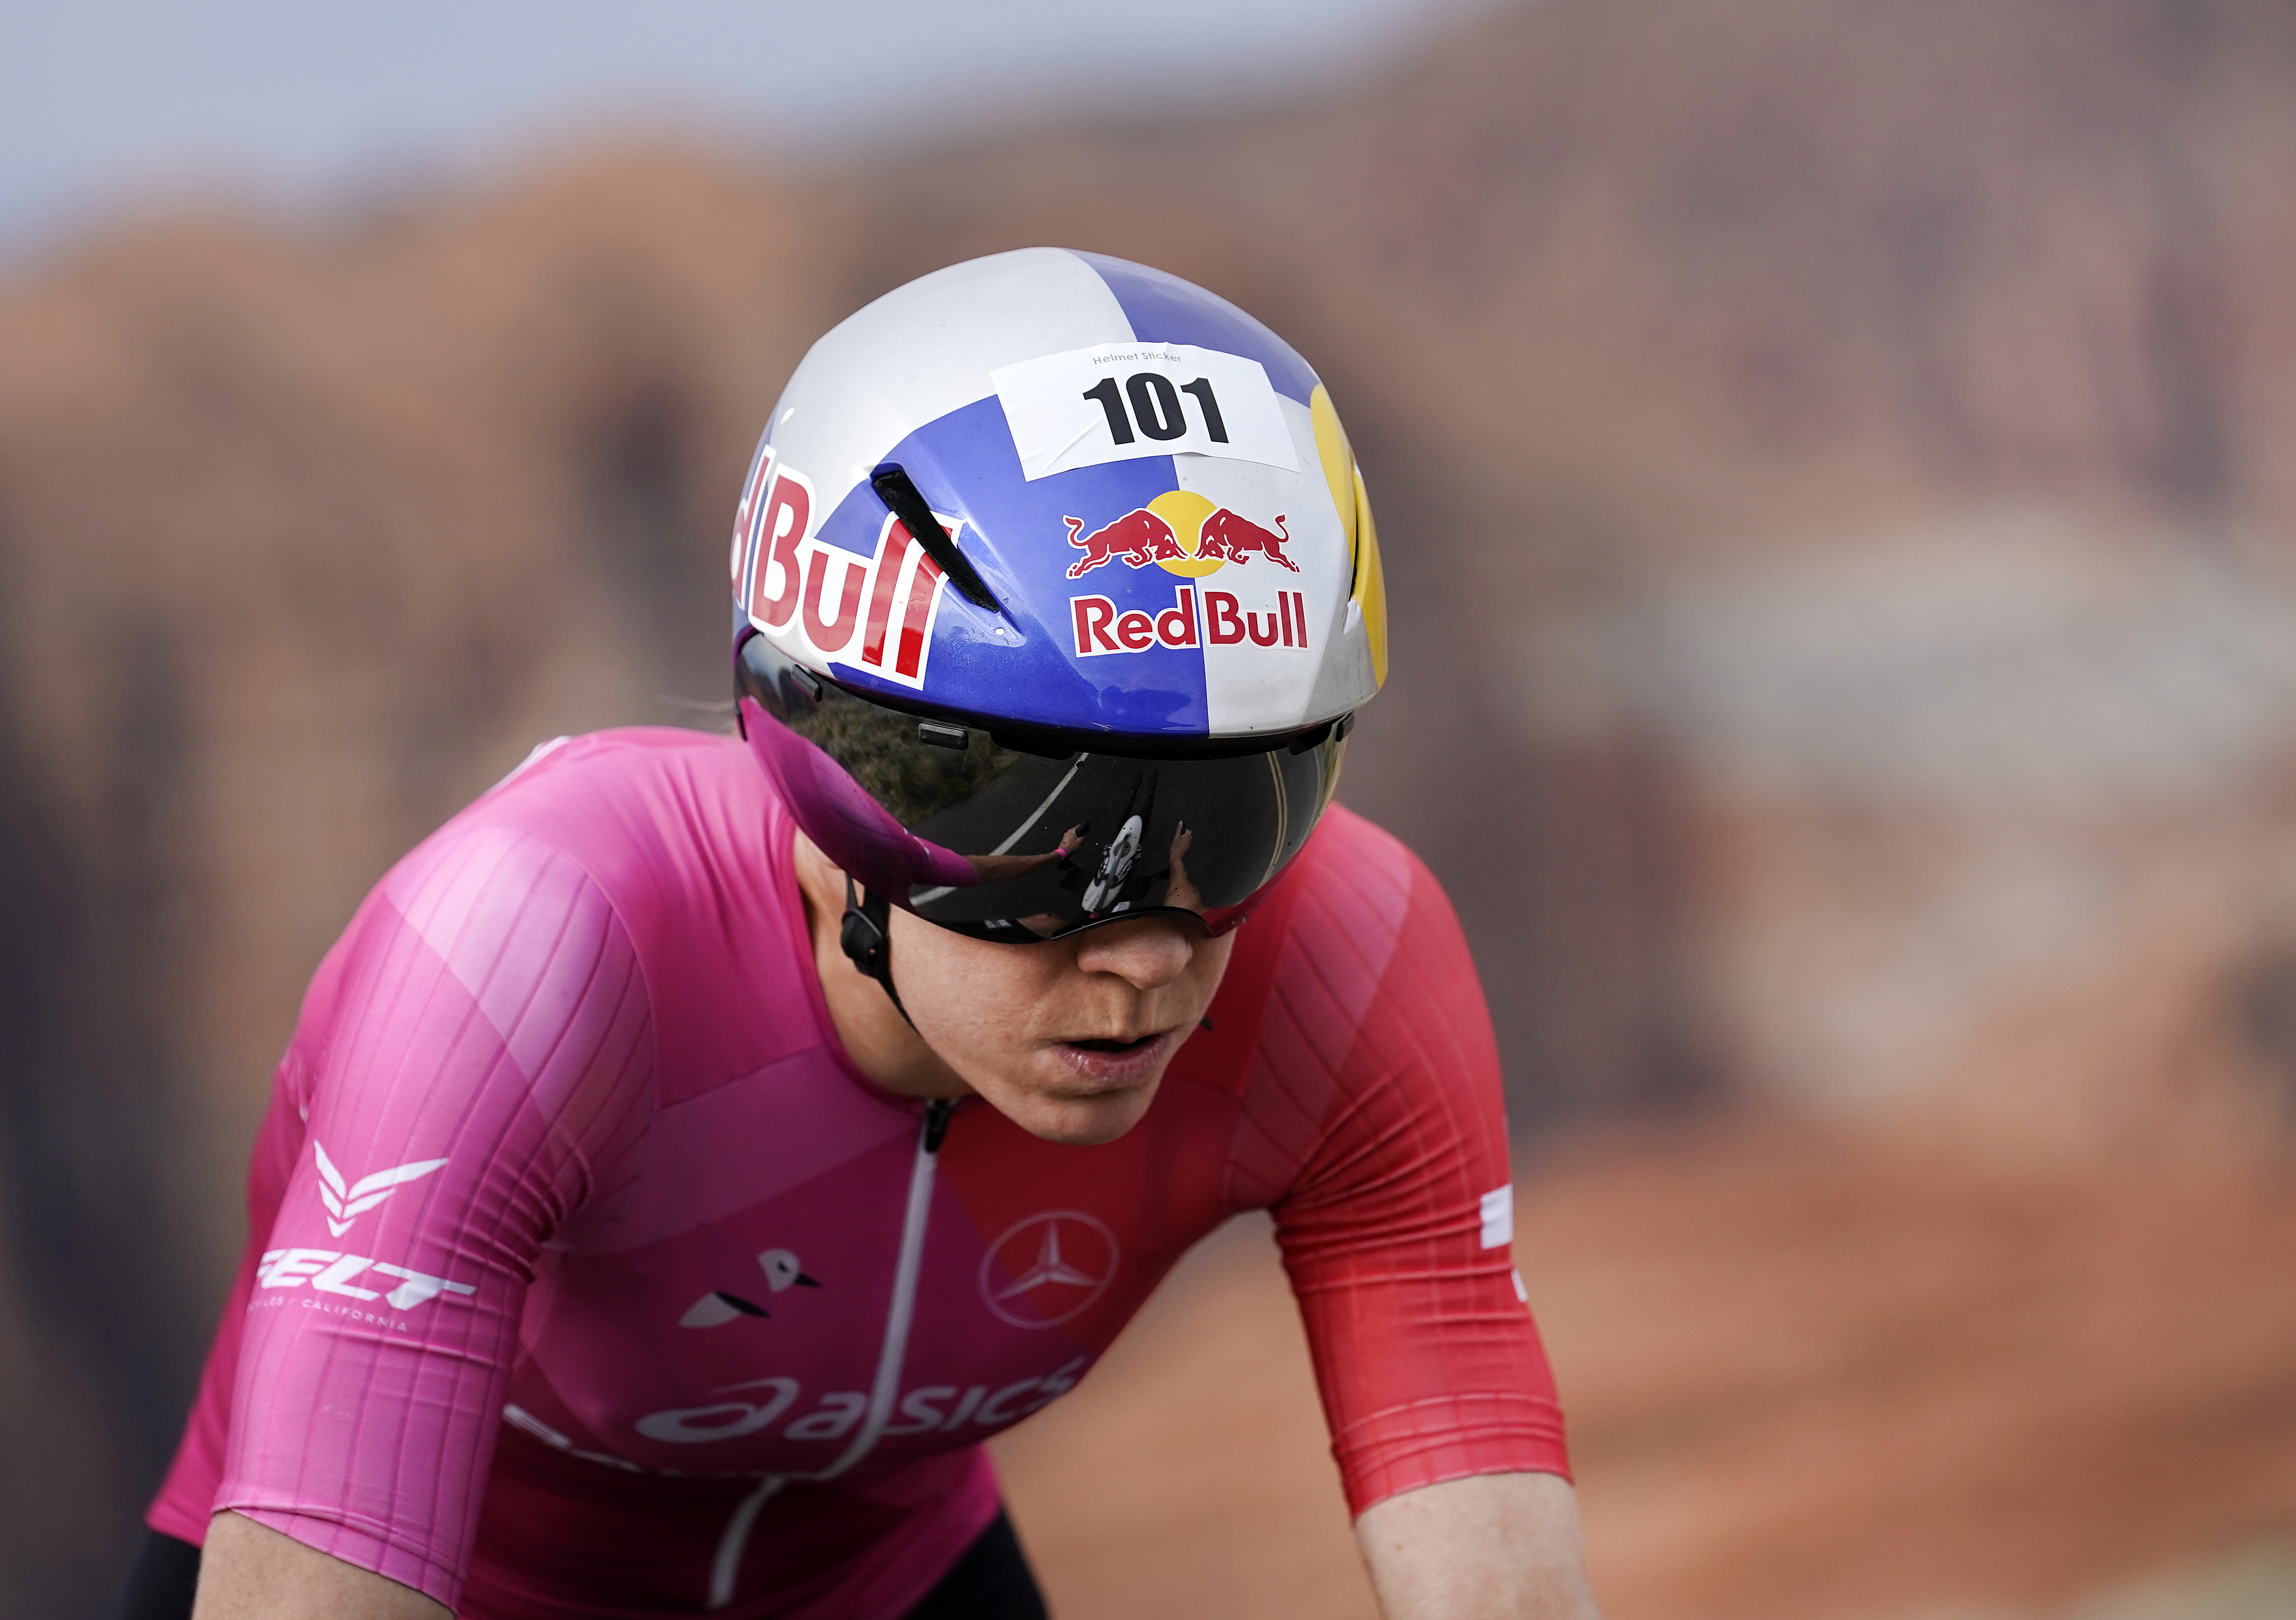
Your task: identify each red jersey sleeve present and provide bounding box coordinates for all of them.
[1236,809,1569,1514]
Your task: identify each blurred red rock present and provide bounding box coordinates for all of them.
[8,1,2296,1615]
[998,1124,2296,1620]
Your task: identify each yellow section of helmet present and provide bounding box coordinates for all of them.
[1310,385,1386,689]
[1354,464,1387,687]
[1309,386,1357,559]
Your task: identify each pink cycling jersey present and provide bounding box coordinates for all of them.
[149,727,1567,1619]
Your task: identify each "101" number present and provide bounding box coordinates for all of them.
[1081,373,1229,446]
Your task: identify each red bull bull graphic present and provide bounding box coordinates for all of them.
[735,458,950,689]
[1064,509,1186,577]
[1196,506,1300,572]
[1063,489,1296,579]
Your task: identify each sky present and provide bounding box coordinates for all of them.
[0,0,1509,269]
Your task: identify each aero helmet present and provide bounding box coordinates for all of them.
[731,248,1387,947]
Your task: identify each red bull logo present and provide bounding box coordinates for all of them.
[732,453,950,689]
[1063,509,1188,575]
[1203,589,1310,649]
[1062,489,1314,660]
[1072,585,1312,658]
[1072,585,1200,657]
[1197,506,1300,572]
[1064,489,1300,579]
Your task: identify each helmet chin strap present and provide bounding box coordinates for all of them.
[839,876,915,1029]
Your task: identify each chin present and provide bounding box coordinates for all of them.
[1008,1082,1161,1146]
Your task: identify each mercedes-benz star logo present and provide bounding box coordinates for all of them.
[979,1211,1118,1328]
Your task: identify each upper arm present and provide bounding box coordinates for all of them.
[216,825,654,1610]
[1257,827,1569,1513]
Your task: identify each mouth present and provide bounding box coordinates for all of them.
[1051,1027,1178,1084]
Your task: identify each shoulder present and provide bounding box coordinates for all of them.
[1281,804,1428,954]
[382,725,818,1098]
[330,727,750,951]
[1185,806,1479,1090]
[424,726,781,917]
[295,725,816,1111]
[1189,805,1502,1208]
[474,726,766,841]
[1251,804,1469,1028]
[304,726,772,1032]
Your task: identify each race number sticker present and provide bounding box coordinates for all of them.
[992,343,1299,482]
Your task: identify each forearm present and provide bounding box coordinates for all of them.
[192,1512,446,1620]
[963,849,1060,883]
[1355,1472,1602,1620]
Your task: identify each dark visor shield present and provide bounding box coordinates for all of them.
[736,634,1349,940]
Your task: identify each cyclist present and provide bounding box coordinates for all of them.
[127,249,1601,1619]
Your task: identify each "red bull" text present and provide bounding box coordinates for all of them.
[731,450,950,688]
[1073,586,1198,656]
[1071,587,1312,657]
[1204,589,1311,648]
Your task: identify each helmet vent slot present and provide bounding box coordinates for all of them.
[870,464,1003,614]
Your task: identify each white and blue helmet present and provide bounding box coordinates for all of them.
[731,249,1387,939]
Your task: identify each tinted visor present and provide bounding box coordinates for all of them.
[736,631,1349,940]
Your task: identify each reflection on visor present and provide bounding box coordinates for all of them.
[735,632,1349,940]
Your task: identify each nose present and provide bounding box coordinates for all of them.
[1069,915,1197,991]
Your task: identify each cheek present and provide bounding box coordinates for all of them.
[1191,930,1240,991]
[892,924,1061,1051]
[938,961,1056,1049]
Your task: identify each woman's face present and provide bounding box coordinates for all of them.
[891,905,1236,1144]
[795,835,1236,1146]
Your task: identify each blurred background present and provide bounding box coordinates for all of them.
[7,1,2296,1615]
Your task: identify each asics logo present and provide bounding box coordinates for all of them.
[630,1357,1090,1448]
[313,1140,448,1237]
[979,1211,1118,1328]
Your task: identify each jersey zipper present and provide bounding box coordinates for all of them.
[817,1096,952,1478]
[706,1097,954,1609]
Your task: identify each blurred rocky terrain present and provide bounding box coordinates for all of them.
[994,1127,2296,1619]
[6,0,2296,1613]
